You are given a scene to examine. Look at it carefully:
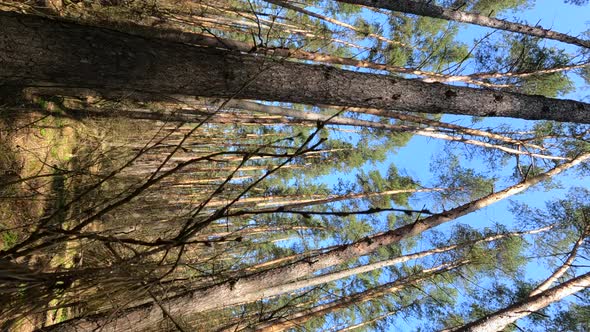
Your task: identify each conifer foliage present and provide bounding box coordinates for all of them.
[0,0,589,331]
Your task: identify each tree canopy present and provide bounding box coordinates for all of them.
[0,0,589,331]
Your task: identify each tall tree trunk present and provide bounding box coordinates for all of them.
[335,0,590,49]
[3,12,590,124]
[450,271,590,332]
[224,101,566,160]
[339,105,546,151]
[247,261,467,332]
[43,153,590,332]
[211,226,550,311]
[333,310,398,332]
[90,21,587,87]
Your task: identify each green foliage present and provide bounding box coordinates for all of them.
[336,215,374,243]
[514,187,590,261]
[564,0,590,5]
[475,35,575,97]
[470,0,530,13]
[322,0,363,16]
[355,164,417,208]
[431,154,496,205]
[436,224,528,276]
[2,1,589,331]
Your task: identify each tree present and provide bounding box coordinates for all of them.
[1,1,590,331]
[450,271,590,332]
[39,152,590,331]
[2,12,590,124]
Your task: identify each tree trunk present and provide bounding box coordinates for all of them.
[3,12,590,124]
[42,153,590,332]
[335,0,590,49]
[333,310,398,332]
[450,270,590,332]
[248,261,467,332]
[529,231,587,296]
[211,226,550,312]
[225,101,566,160]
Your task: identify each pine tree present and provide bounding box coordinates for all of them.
[1,1,590,331]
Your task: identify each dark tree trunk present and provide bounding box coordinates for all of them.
[2,12,590,124]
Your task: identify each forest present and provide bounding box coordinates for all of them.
[0,0,590,331]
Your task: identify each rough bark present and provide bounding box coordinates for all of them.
[101,21,510,87]
[3,12,590,124]
[98,20,588,87]
[450,271,590,332]
[336,0,590,49]
[43,153,590,332]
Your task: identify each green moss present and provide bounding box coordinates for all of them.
[1,230,17,250]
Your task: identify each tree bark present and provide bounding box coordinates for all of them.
[450,270,590,332]
[3,12,590,124]
[42,153,590,332]
[212,226,550,312]
[336,0,590,49]
[227,101,566,160]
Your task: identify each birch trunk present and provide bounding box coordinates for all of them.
[450,271,590,332]
[227,101,565,160]
[263,0,407,48]
[3,13,590,124]
[218,226,550,309]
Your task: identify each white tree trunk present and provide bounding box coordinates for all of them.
[450,271,590,332]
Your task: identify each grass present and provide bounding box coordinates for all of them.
[1,229,18,251]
